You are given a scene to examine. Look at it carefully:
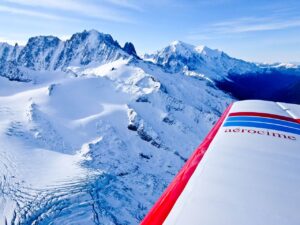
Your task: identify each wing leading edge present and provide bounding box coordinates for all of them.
[141,100,300,225]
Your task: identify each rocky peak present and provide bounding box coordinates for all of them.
[123,42,137,56]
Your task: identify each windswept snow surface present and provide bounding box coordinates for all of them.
[0,58,231,224]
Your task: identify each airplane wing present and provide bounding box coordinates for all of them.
[141,100,300,225]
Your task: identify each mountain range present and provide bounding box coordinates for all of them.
[0,30,299,224]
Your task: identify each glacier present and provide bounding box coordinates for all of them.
[0,30,299,224]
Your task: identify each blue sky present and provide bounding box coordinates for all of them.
[0,0,299,63]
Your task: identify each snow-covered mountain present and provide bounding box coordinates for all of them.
[0,30,299,224]
[143,40,260,81]
[142,40,300,104]
[0,30,137,81]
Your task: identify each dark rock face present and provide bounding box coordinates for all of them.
[0,60,29,82]
[137,128,152,142]
[123,42,137,56]
[127,123,138,131]
[18,36,61,70]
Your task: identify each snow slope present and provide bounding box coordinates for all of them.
[0,55,231,224]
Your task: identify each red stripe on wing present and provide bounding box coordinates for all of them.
[140,104,233,225]
[229,112,299,124]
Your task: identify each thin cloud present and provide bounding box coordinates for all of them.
[3,0,135,23]
[211,17,300,33]
[188,16,300,41]
[103,0,143,11]
[0,5,67,20]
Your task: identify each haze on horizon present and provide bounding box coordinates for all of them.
[0,0,299,63]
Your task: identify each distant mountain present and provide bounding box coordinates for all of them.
[143,40,300,103]
[1,33,298,84]
[143,40,260,81]
[0,30,137,81]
